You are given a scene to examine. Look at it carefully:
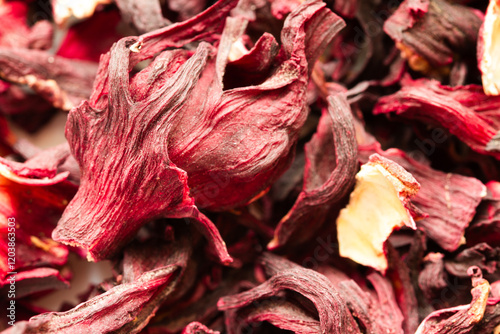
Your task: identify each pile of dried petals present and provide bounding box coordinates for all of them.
[0,0,500,333]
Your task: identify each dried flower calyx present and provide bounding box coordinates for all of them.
[53,0,346,263]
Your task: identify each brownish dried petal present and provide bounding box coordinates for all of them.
[384,0,482,75]
[444,243,499,278]
[0,49,97,111]
[115,0,170,33]
[418,253,449,301]
[415,267,494,334]
[182,322,220,334]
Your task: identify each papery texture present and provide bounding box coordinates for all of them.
[7,235,192,334]
[415,267,499,334]
[0,49,97,111]
[270,93,357,248]
[336,154,419,272]
[384,0,482,76]
[218,253,360,334]
[359,143,486,252]
[374,77,500,160]
[54,0,346,263]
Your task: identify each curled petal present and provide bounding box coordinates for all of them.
[270,93,357,248]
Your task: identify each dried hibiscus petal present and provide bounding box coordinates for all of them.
[336,154,419,272]
[328,271,405,334]
[444,243,499,278]
[167,1,345,211]
[415,266,496,334]
[270,93,358,248]
[386,245,420,334]
[384,0,482,76]
[418,253,449,303]
[0,49,98,111]
[218,253,360,333]
[374,77,500,160]
[359,143,487,252]
[223,297,321,334]
[467,181,500,246]
[8,234,192,334]
[0,268,69,299]
[182,322,219,334]
[53,0,240,264]
[54,0,345,263]
[0,152,75,300]
[115,0,170,33]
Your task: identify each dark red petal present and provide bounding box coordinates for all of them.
[270,93,357,248]
[0,268,69,299]
[55,35,231,262]
[182,322,220,334]
[374,78,500,160]
[415,267,496,334]
[384,0,482,74]
[218,253,360,334]
[359,142,486,252]
[8,236,191,333]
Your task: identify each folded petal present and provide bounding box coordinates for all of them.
[374,78,500,160]
[270,93,357,248]
[8,235,191,334]
[218,253,360,333]
[359,143,487,252]
[384,0,482,75]
[336,154,419,272]
[0,49,97,111]
[415,267,496,334]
